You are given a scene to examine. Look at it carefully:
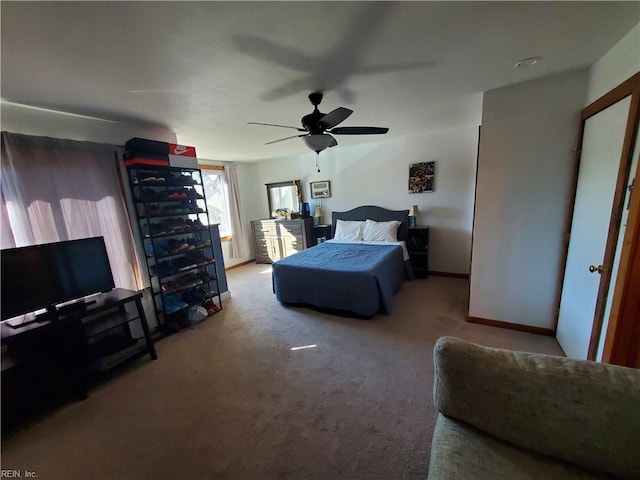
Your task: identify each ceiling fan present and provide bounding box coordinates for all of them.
[248,92,389,155]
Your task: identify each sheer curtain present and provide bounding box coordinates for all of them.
[226,164,249,258]
[1,132,137,291]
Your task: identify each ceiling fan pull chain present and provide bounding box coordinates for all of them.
[316,153,320,173]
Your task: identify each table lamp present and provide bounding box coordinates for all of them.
[314,206,323,226]
[409,205,418,227]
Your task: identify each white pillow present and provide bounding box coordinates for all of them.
[334,220,364,241]
[362,219,401,242]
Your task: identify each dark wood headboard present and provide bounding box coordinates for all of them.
[331,206,410,241]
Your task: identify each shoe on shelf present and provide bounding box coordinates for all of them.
[164,294,188,314]
[167,217,188,232]
[187,190,204,200]
[205,301,222,315]
[167,192,188,200]
[151,261,173,277]
[153,239,170,255]
[144,204,163,216]
[187,237,203,247]
[161,280,181,293]
[140,176,162,184]
[149,222,170,237]
[182,288,204,305]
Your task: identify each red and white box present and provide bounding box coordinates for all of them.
[169,144,197,157]
[125,137,197,158]
[124,138,198,168]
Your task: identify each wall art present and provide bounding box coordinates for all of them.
[310,180,331,198]
[409,161,435,193]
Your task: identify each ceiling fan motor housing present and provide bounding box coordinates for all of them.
[301,110,326,133]
[308,91,323,106]
[302,91,326,132]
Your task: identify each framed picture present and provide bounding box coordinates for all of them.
[409,161,435,193]
[310,180,331,199]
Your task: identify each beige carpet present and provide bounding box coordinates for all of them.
[1,264,563,480]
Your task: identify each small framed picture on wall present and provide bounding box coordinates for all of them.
[409,161,435,193]
[310,180,331,198]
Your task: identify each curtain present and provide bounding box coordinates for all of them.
[1,189,16,249]
[1,132,137,291]
[226,164,249,258]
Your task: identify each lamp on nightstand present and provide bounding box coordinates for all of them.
[314,206,323,226]
[409,205,418,227]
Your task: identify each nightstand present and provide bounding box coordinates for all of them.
[312,224,332,245]
[312,225,332,245]
[407,226,429,278]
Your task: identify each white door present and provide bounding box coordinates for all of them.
[556,96,631,359]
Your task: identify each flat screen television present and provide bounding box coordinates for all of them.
[1,236,115,323]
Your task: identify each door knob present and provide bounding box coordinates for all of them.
[589,264,604,274]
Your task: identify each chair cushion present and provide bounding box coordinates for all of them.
[428,415,610,480]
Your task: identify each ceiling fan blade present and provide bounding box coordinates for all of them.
[329,126,389,135]
[265,134,307,145]
[318,107,353,129]
[248,121,306,132]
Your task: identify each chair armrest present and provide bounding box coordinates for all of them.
[432,336,640,479]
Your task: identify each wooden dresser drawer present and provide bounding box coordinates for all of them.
[252,221,302,237]
[252,222,276,236]
[277,224,303,238]
[251,218,313,263]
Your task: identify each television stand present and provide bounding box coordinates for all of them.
[5,317,40,329]
[5,307,57,329]
[1,288,158,401]
[57,298,97,315]
[5,299,99,329]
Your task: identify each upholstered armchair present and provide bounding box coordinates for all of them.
[428,336,640,479]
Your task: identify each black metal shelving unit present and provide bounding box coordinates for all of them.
[126,165,222,332]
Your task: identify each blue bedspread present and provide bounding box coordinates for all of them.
[272,242,406,317]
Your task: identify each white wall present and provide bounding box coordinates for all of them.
[248,98,482,275]
[469,69,589,330]
[586,23,640,104]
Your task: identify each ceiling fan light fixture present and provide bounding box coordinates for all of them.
[303,134,335,153]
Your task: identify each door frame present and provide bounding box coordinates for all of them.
[602,75,640,367]
[556,72,640,363]
[603,166,640,367]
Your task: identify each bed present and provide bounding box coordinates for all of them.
[271,206,411,318]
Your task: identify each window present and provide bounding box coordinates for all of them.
[200,165,232,238]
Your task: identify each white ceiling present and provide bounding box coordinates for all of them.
[1,1,638,161]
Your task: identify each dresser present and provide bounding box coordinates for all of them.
[251,218,314,263]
